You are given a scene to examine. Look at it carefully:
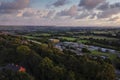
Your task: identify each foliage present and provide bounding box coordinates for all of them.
[0,35,116,80]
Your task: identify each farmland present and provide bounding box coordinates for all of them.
[0,27,120,80]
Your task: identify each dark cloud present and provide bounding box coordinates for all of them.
[110,3,120,8]
[79,0,105,9]
[21,9,55,19]
[53,0,68,7]
[22,11,34,17]
[78,0,120,19]
[96,2,120,18]
[97,2,110,10]
[45,10,55,18]
[75,10,97,19]
[97,2,120,10]
[75,11,90,19]
[57,5,78,17]
[0,0,29,13]
[97,8,120,18]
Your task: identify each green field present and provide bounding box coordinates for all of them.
[78,36,118,40]
[26,33,51,37]
[24,36,40,39]
[60,37,76,41]
[90,50,117,60]
[32,33,51,37]
[77,40,90,43]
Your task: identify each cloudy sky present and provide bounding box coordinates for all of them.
[0,0,120,26]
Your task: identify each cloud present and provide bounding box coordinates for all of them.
[57,5,78,17]
[22,11,35,17]
[96,2,120,19]
[97,2,120,10]
[52,0,68,7]
[16,8,55,20]
[110,3,120,8]
[109,16,120,21]
[1,0,120,26]
[97,2,109,10]
[75,10,90,19]
[77,0,120,19]
[75,10,100,19]
[21,8,49,18]
[76,8,120,19]
[0,0,29,13]
[98,9,120,19]
[44,10,56,18]
[79,0,105,9]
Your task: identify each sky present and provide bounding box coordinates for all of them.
[0,0,120,26]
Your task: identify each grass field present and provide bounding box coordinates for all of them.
[26,33,51,37]
[24,36,40,39]
[60,37,76,41]
[78,36,118,40]
[90,50,117,60]
[77,40,90,43]
[33,33,51,37]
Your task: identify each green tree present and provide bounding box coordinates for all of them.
[82,48,91,53]
[38,57,54,80]
[96,63,115,80]
[16,45,31,55]
[0,70,34,80]
[67,71,76,80]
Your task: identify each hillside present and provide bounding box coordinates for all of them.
[0,34,116,80]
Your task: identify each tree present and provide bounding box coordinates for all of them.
[52,66,65,80]
[96,63,115,80]
[67,71,76,80]
[38,57,54,80]
[82,48,91,53]
[16,45,31,55]
[0,70,34,80]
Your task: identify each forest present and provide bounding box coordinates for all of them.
[0,34,117,80]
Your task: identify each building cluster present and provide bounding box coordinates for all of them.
[55,42,117,55]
